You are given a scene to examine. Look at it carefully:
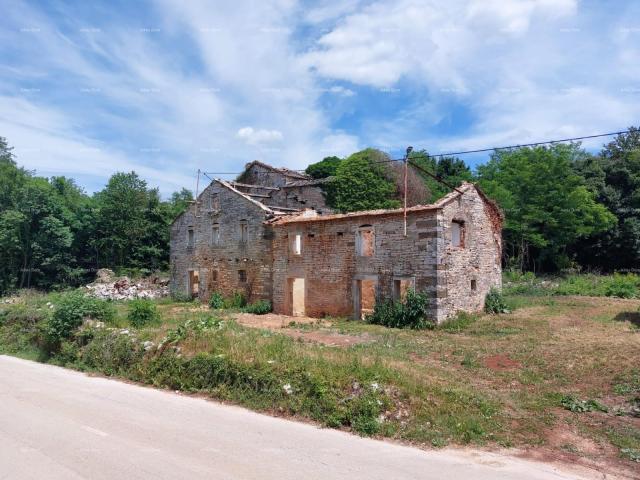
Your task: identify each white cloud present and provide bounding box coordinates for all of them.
[236,127,284,145]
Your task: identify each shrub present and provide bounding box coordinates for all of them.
[244,300,272,315]
[47,291,115,342]
[603,273,638,299]
[484,289,510,314]
[366,291,434,329]
[127,299,160,328]
[209,292,224,309]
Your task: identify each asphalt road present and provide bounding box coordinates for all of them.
[0,355,588,480]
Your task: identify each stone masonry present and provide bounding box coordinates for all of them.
[170,162,502,323]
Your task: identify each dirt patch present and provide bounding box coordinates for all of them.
[233,312,373,347]
[483,354,521,371]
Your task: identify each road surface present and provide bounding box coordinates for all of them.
[0,355,589,480]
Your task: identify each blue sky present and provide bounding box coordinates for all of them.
[1,0,639,195]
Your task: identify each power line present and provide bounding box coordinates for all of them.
[201,129,630,176]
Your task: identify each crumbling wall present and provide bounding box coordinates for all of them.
[436,187,502,321]
[170,181,273,303]
[271,211,440,319]
[269,184,331,212]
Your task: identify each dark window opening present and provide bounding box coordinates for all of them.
[238,270,247,283]
[187,228,195,248]
[471,279,477,291]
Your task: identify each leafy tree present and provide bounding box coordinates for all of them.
[305,156,342,179]
[477,143,615,271]
[168,188,193,220]
[408,150,474,200]
[330,149,400,212]
[572,128,640,271]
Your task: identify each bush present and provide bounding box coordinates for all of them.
[603,273,639,299]
[484,289,510,314]
[243,300,272,315]
[366,291,434,329]
[209,292,224,309]
[127,299,160,328]
[47,291,115,342]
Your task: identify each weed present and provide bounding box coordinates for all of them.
[366,291,435,329]
[127,299,160,328]
[561,394,608,413]
[208,292,225,309]
[484,289,510,314]
[47,291,115,342]
[440,312,477,333]
[224,291,247,309]
[243,300,272,315]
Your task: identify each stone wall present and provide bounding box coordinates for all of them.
[269,184,330,212]
[436,191,502,321]
[170,181,274,303]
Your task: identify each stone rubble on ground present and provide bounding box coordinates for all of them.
[84,268,169,301]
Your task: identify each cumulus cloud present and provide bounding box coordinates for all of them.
[236,127,284,145]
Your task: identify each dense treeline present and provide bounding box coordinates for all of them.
[307,128,640,273]
[1,127,638,294]
[0,136,192,294]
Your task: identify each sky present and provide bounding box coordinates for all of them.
[1,0,639,195]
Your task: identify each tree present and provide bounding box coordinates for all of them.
[168,188,193,220]
[477,143,615,271]
[330,149,400,212]
[572,128,640,271]
[93,172,153,269]
[305,156,342,179]
[408,149,474,201]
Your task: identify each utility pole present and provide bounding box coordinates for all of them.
[194,168,201,217]
[403,146,413,237]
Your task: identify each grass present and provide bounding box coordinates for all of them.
[1,284,640,471]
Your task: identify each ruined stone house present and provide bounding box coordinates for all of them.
[170,161,502,323]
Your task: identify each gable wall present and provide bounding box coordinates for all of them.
[435,187,502,321]
[170,182,273,302]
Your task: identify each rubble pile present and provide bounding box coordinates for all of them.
[85,269,170,301]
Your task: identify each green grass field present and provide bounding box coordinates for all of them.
[1,277,639,474]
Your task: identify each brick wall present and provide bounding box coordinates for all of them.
[271,185,501,322]
[271,210,442,319]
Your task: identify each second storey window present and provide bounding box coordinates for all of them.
[187,227,195,248]
[210,193,220,211]
[290,233,302,255]
[356,225,374,257]
[452,220,465,248]
[211,223,220,246]
[239,220,248,243]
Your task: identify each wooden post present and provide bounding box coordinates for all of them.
[403,146,412,237]
[194,168,201,217]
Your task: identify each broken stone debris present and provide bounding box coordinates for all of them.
[85,269,169,300]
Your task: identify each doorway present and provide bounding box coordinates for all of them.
[289,277,305,317]
[188,270,200,299]
[354,277,377,320]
